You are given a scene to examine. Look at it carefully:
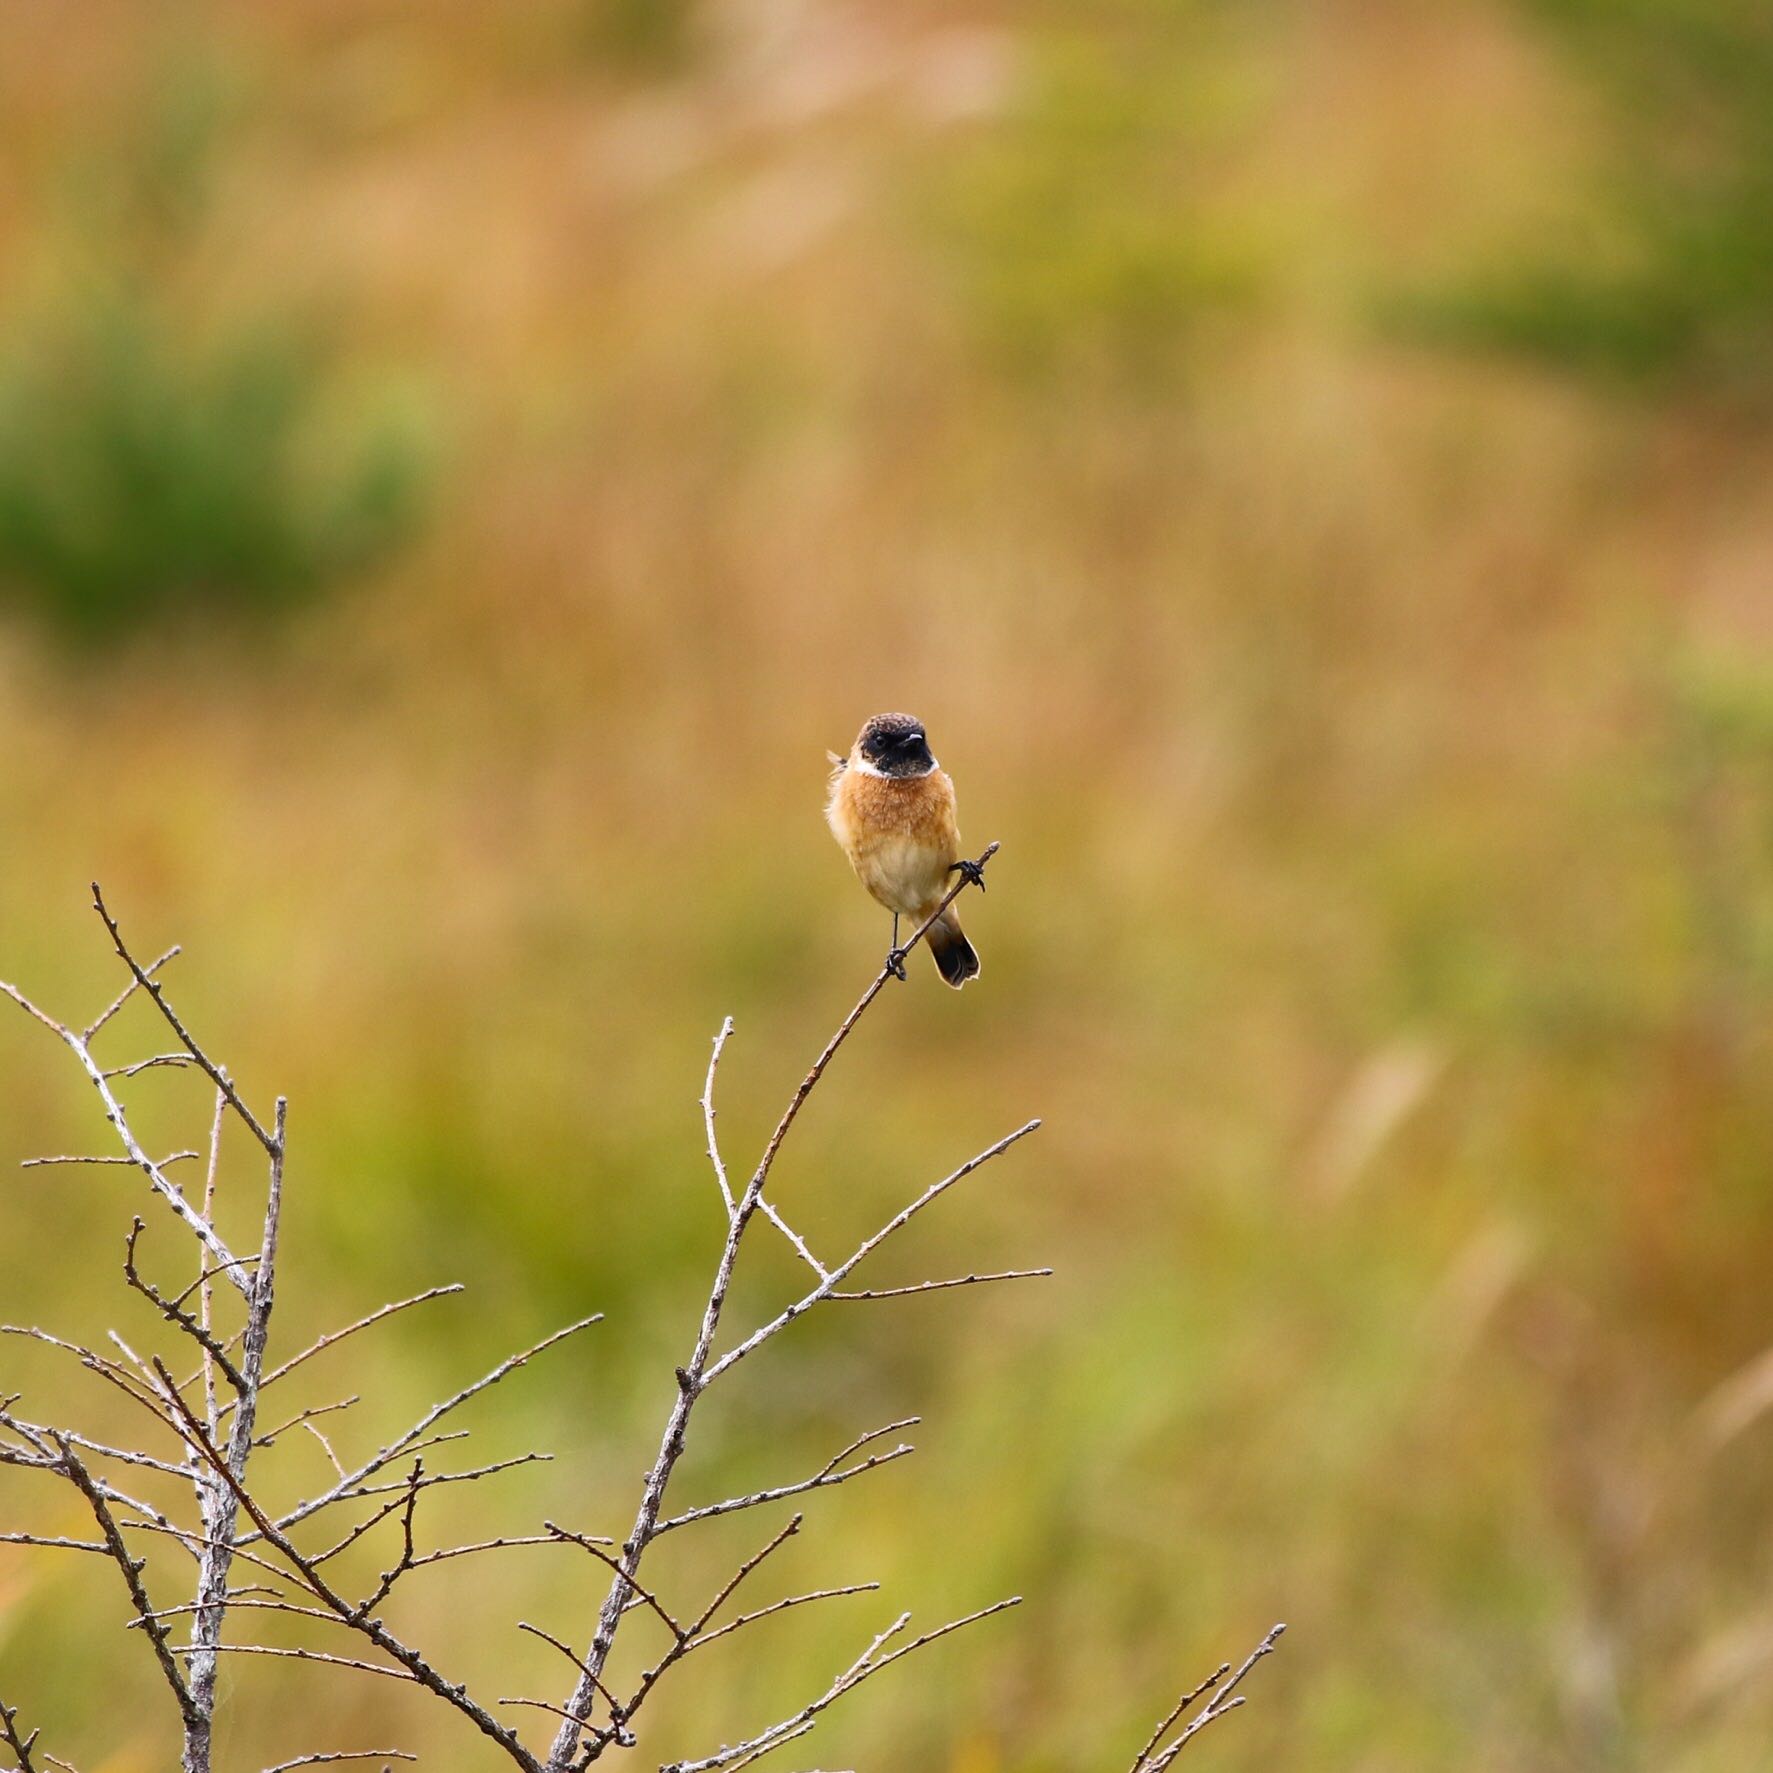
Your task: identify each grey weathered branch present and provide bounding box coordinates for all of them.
[660,1597,1024,1773]
[654,1418,920,1536]
[1,855,1281,1773]
[0,1694,43,1773]
[1128,1624,1287,1771]
[541,846,1017,1771]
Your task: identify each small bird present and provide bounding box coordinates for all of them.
[825,712,983,987]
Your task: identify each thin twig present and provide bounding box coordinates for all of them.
[272,1316,597,1533]
[702,1119,1042,1384]
[261,1754,417,1773]
[255,1286,466,1395]
[83,944,181,1042]
[660,1598,1022,1773]
[152,1373,542,1771]
[1135,1624,1287,1772]
[655,1419,919,1536]
[123,1218,248,1394]
[545,1524,685,1641]
[90,886,279,1155]
[0,1694,42,1773]
[21,1151,197,1169]
[826,1268,1052,1301]
[53,1435,200,1729]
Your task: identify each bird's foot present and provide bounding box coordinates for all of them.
[948,857,987,892]
[885,947,909,982]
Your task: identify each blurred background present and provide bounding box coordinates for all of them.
[2,0,1771,1768]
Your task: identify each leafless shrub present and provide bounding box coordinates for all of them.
[0,849,1281,1770]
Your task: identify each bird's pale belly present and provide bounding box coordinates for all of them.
[854,833,948,916]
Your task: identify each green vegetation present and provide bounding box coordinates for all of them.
[0,52,430,643]
[1408,0,1773,392]
[926,5,1274,380]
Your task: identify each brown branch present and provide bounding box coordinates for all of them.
[82,943,181,1043]
[409,1533,584,1572]
[0,1694,42,1773]
[102,1053,198,1080]
[90,886,279,1155]
[256,1395,360,1449]
[655,1418,918,1536]
[53,1435,200,1730]
[701,1119,1042,1384]
[660,1597,1022,1773]
[1132,1624,1287,1772]
[123,1218,249,1394]
[151,1370,542,1771]
[826,1268,1053,1301]
[261,1755,416,1773]
[353,1460,424,1617]
[516,1624,630,1737]
[271,1314,596,1534]
[618,1515,807,1728]
[255,1285,466,1395]
[545,1524,685,1640]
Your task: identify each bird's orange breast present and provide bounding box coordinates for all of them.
[827,765,961,916]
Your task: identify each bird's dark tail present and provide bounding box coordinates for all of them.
[927,908,980,989]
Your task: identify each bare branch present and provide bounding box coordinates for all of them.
[255,1285,466,1395]
[681,1584,882,1658]
[545,1524,685,1640]
[1133,1624,1287,1772]
[353,1460,424,1617]
[660,1598,1022,1773]
[172,1645,422,1685]
[123,1218,249,1394]
[274,1315,598,1533]
[0,1532,107,1555]
[198,1084,227,1439]
[656,1419,919,1536]
[408,1533,581,1573]
[0,1410,186,1478]
[542,848,1007,1771]
[826,1268,1053,1302]
[256,1396,360,1449]
[21,1151,197,1169]
[1,1693,43,1773]
[75,1040,252,1296]
[168,1254,261,1314]
[90,886,278,1154]
[53,1434,200,1729]
[702,1119,1042,1384]
[103,1053,198,1080]
[262,1754,416,1773]
[702,1017,736,1217]
[82,943,181,1042]
[152,1371,542,1771]
[516,1624,629,1730]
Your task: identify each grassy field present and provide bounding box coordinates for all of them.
[1,2,1770,1769]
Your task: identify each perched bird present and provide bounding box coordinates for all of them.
[825,711,984,987]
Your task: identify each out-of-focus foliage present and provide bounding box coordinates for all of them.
[926,3,1274,380]
[1403,0,1773,392]
[0,53,431,643]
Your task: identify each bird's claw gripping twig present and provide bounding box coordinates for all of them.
[948,858,987,893]
[885,948,910,982]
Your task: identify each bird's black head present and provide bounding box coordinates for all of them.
[855,711,935,778]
